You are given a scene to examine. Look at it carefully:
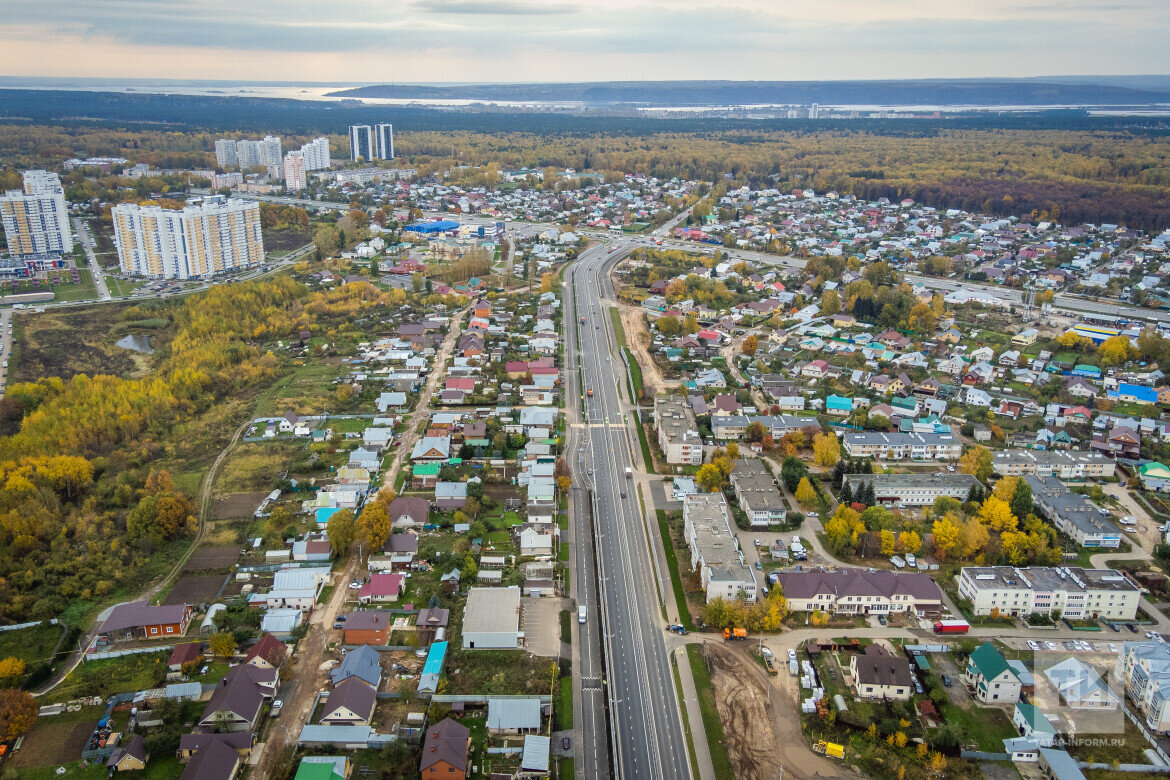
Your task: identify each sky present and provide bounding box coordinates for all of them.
[0,0,1167,83]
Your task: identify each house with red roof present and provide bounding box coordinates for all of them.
[167,642,204,672]
[243,635,288,670]
[359,573,406,604]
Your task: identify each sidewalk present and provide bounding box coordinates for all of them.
[675,646,716,780]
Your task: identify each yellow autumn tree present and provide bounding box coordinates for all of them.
[958,445,994,481]
[959,517,991,559]
[978,495,1019,533]
[932,515,961,559]
[880,529,896,556]
[795,477,817,506]
[898,530,922,554]
[992,476,1020,503]
[812,433,841,467]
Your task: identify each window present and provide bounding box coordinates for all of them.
[150,627,158,635]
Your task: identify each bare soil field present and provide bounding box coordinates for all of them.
[616,302,674,396]
[9,719,96,769]
[163,574,226,606]
[706,643,858,780]
[182,545,241,571]
[212,491,268,520]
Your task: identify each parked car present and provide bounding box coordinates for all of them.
[754,561,763,571]
[941,675,952,687]
[562,737,571,750]
[1045,641,1058,650]
[1027,640,1040,651]
[1127,624,1140,633]
[877,615,887,626]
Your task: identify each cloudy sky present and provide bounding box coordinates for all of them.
[0,0,1166,82]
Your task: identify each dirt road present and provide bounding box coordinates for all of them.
[701,641,860,780]
[380,307,467,495]
[251,552,361,777]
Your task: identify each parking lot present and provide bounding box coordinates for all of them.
[521,596,566,658]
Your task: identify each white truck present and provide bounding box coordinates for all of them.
[625,466,632,478]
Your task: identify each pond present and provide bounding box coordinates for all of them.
[115,333,153,354]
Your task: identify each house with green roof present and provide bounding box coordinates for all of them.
[295,756,350,780]
[1012,701,1056,747]
[412,461,441,489]
[962,642,1022,703]
[1139,462,1170,492]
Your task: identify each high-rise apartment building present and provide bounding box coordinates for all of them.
[299,137,330,171]
[235,139,260,170]
[257,136,283,173]
[215,138,238,169]
[349,125,375,162]
[0,170,73,256]
[283,152,307,192]
[111,197,264,279]
[375,124,394,160]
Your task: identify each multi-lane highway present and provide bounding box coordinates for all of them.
[565,240,689,779]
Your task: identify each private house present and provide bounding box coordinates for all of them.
[1013,702,1057,747]
[358,573,406,604]
[198,665,278,732]
[387,496,430,528]
[1108,383,1158,405]
[1043,657,1120,710]
[411,436,451,461]
[850,645,913,701]
[369,533,419,571]
[963,642,1023,704]
[420,719,470,780]
[107,734,149,772]
[331,645,383,688]
[243,635,288,670]
[801,360,829,379]
[320,678,377,726]
[167,642,204,672]
[435,481,468,509]
[99,602,194,643]
[179,739,243,780]
[343,611,392,645]
[176,732,256,762]
[486,697,542,735]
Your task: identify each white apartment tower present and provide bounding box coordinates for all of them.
[235,139,260,169]
[283,152,307,193]
[0,170,73,256]
[256,136,283,175]
[375,123,394,160]
[215,138,238,169]
[349,125,375,162]
[111,197,264,280]
[299,137,330,171]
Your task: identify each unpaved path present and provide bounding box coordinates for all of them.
[380,307,467,495]
[702,642,861,780]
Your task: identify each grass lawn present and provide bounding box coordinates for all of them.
[687,644,735,780]
[106,276,147,298]
[0,622,64,670]
[636,419,655,474]
[624,346,643,396]
[49,650,170,702]
[13,762,106,780]
[671,651,701,780]
[214,441,299,493]
[939,702,1017,752]
[444,648,553,696]
[317,584,336,604]
[556,674,573,730]
[560,609,572,644]
[609,307,627,348]
[659,510,693,630]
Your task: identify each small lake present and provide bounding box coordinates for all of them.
[115,334,153,354]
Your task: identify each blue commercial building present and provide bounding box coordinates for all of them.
[1108,382,1158,405]
[405,220,460,234]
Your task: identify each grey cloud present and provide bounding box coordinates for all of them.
[417,0,579,14]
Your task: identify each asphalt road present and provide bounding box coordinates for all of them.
[72,217,111,301]
[567,240,689,780]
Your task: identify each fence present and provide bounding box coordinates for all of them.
[1079,763,1170,774]
[960,750,1009,761]
[0,619,58,633]
[430,694,552,705]
[1124,705,1170,766]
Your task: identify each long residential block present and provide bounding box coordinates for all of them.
[769,567,942,615]
[729,459,787,527]
[112,196,264,279]
[992,449,1116,479]
[711,414,820,441]
[842,472,977,507]
[1024,475,1120,548]
[653,395,702,465]
[958,566,1140,620]
[1115,641,1170,735]
[840,432,961,461]
[682,493,756,603]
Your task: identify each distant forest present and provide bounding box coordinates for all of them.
[327,79,1170,107]
[4,89,1170,229]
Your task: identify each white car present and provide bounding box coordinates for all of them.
[788,649,797,663]
[1027,640,1040,651]
[348,580,362,589]
[1045,641,1058,651]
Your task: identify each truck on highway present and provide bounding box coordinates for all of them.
[933,619,970,635]
[625,467,632,478]
[587,389,594,397]
[723,627,747,640]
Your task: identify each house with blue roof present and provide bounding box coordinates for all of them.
[826,395,853,416]
[1108,382,1158,405]
[417,641,448,694]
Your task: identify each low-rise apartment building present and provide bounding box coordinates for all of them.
[992,449,1116,479]
[653,396,703,465]
[729,459,786,527]
[1115,641,1170,734]
[710,414,820,441]
[840,432,961,461]
[682,494,757,603]
[842,472,977,507]
[957,566,1140,620]
[850,645,914,700]
[769,567,942,615]
[1024,475,1121,548]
